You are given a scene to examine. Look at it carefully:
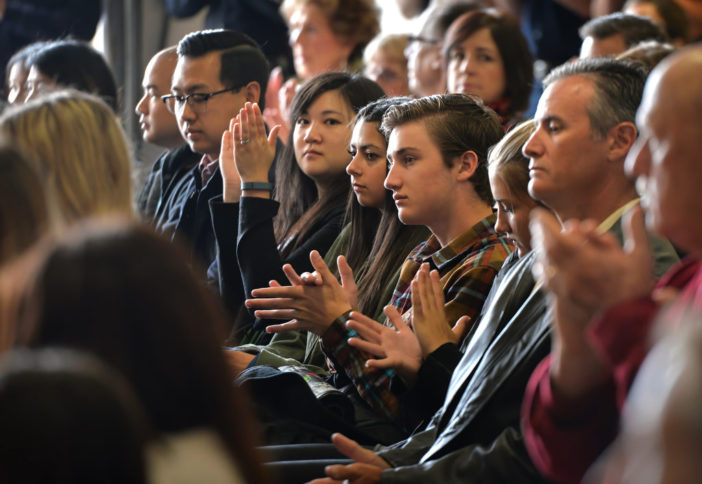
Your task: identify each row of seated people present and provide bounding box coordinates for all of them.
[1,4,701,484]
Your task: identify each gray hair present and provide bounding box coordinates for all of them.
[544,57,646,139]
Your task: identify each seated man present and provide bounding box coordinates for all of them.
[135,46,199,221]
[155,29,270,285]
[522,45,702,484]
[579,12,668,58]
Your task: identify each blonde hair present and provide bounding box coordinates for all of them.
[281,0,380,66]
[0,90,133,227]
[0,145,49,265]
[363,33,409,65]
[488,120,535,200]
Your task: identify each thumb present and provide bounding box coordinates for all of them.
[623,205,650,263]
[337,255,356,289]
[331,433,376,464]
[451,315,471,343]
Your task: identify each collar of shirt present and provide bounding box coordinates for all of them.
[409,214,500,270]
[198,155,219,187]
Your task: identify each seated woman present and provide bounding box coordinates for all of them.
[0,90,133,227]
[211,72,384,343]
[443,9,533,130]
[6,220,269,484]
[23,39,119,112]
[264,0,380,140]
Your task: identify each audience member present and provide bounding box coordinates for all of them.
[623,0,689,44]
[211,72,384,343]
[135,46,199,221]
[24,40,119,112]
[10,220,270,484]
[404,1,484,97]
[4,41,47,105]
[248,94,510,429]
[521,46,702,484]
[265,0,380,141]
[156,29,268,284]
[0,348,149,484]
[443,8,533,129]
[363,33,411,98]
[579,12,668,58]
[0,90,133,227]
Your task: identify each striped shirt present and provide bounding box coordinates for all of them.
[321,214,513,422]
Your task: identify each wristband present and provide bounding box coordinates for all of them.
[241,181,273,191]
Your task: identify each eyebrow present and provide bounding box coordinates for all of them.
[388,146,419,159]
[171,83,210,93]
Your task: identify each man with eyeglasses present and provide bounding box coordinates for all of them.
[406,1,482,97]
[155,29,270,294]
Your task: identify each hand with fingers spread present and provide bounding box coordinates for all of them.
[232,102,280,186]
[219,118,242,202]
[346,307,422,385]
[530,205,654,321]
[245,250,356,335]
[411,263,472,357]
[306,433,389,484]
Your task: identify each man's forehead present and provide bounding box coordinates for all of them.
[536,76,593,119]
[172,53,221,89]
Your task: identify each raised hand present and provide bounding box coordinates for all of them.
[219,118,242,202]
[232,102,280,185]
[411,263,471,357]
[346,307,422,385]
[530,205,654,320]
[245,251,354,335]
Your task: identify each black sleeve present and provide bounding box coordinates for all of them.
[209,197,244,318]
[380,427,549,484]
[236,197,344,332]
[395,343,463,426]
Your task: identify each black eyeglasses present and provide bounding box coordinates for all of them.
[407,35,440,46]
[161,87,240,114]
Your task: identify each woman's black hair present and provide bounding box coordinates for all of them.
[333,96,430,316]
[28,39,119,112]
[273,71,385,258]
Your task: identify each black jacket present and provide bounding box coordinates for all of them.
[139,144,200,224]
[377,251,551,483]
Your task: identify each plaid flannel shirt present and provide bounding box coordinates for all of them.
[321,215,513,422]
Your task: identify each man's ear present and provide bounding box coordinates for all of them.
[607,121,637,163]
[455,150,479,181]
[244,81,261,105]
